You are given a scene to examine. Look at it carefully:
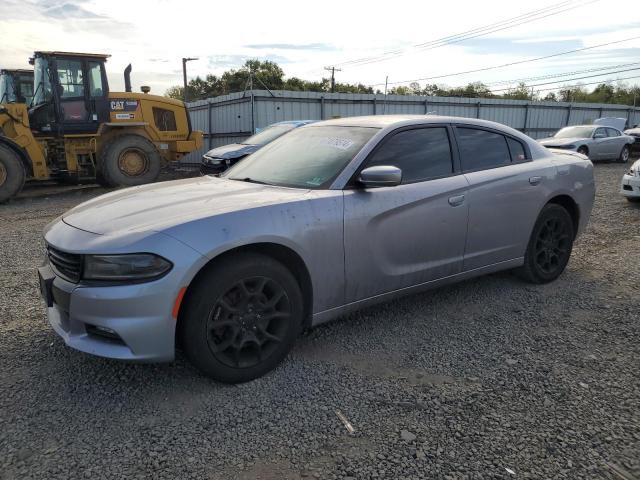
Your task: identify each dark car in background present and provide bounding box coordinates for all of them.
[623,125,640,155]
[200,120,316,174]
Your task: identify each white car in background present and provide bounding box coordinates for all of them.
[621,159,640,202]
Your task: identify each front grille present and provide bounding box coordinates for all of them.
[47,245,82,283]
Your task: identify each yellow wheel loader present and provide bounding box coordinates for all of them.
[0,51,202,202]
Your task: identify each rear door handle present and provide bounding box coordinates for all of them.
[529,176,542,186]
[448,194,465,206]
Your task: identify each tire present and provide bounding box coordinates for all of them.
[618,145,630,163]
[179,253,304,383]
[516,204,575,284]
[0,144,26,203]
[577,146,589,157]
[94,170,111,188]
[98,135,161,187]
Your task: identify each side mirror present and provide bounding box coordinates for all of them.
[358,165,402,188]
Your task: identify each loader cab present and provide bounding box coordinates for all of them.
[29,51,110,135]
[0,69,34,104]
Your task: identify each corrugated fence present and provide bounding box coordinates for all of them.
[184,90,640,162]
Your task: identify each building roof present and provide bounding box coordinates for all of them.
[34,51,111,59]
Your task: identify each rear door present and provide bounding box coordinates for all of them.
[605,128,624,159]
[455,126,553,271]
[343,125,469,302]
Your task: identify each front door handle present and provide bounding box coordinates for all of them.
[448,194,465,207]
[529,176,542,186]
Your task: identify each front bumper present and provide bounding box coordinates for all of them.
[40,220,207,362]
[621,173,640,198]
[39,262,178,362]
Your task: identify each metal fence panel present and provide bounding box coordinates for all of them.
[184,90,640,162]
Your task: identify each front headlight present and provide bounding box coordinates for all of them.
[83,254,172,282]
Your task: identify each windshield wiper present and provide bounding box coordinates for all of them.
[235,177,270,185]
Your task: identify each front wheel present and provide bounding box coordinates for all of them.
[618,145,630,163]
[179,253,304,383]
[0,144,26,203]
[577,146,589,157]
[516,204,575,284]
[98,135,162,187]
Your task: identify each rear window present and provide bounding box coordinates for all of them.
[506,137,527,163]
[457,128,511,171]
[153,107,177,131]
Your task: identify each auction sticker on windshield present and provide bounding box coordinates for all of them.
[318,137,355,150]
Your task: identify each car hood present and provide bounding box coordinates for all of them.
[624,128,640,136]
[538,137,585,146]
[203,143,259,160]
[62,177,310,236]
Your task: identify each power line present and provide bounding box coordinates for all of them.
[335,0,597,68]
[485,61,640,86]
[488,66,640,92]
[529,74,640,93]
[335,0,577,67]
[369,35,640,87]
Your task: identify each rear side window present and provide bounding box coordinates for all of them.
[506,137,527,163]
[153,107,177,131]
[606,128,620,137]
[366,127,453,184]
[457,128,510,171]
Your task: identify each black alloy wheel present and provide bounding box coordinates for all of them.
[516,204,575,284]
[206,276,291,369]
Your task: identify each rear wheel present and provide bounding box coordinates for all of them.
[618,145,630,163]
[179,253,303,383]
[98,135,161,187]
[0,144,26,203]
[516,204,574,284]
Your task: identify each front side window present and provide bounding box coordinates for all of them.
[594,127,608,138]
[0,74,15,103]
[33,57,52,106]
[457,127,510,171]
[225,126,378,189]
[366,127,453,184]
[57,59,84,98]
[88,61,104,97]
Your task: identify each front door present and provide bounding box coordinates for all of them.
[54,58,107,134]
[343,125,469,302]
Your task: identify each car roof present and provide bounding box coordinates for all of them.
[309,115,524,131]
[272,120,317,127]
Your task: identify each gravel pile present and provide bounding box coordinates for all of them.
[1,162,638,479]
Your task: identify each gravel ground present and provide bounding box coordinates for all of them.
[1,163,638,480]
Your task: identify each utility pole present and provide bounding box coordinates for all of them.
[383,76,388,114]
[324,66,341,93]
[182,57,198,103]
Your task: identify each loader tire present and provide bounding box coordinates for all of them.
[0,144,26,203]
[99,135,161,188]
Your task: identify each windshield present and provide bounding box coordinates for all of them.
[32,57,52,106]
[243,124,297,145]
[554,126,595,139]
[0,74,16,103]
[224,126,379,189]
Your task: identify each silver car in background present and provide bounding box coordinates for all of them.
[538,125,634,162]
[39,115,595,383]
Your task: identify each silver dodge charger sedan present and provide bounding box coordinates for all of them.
[39,115,595,383]
[538,125,634,162]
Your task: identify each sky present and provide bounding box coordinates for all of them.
[1,0,639,96]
